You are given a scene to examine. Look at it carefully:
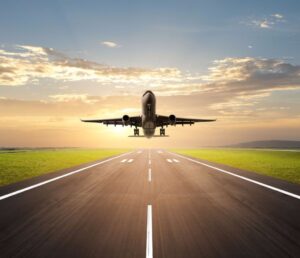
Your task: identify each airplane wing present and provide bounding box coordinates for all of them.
[81,116,142,127]
[156,115,216,127]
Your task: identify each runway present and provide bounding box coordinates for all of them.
[0,149,300,257]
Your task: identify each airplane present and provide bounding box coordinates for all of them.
[81,90,216,138]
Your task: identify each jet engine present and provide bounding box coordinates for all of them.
[122,115,130,126]
[169,114,176,125]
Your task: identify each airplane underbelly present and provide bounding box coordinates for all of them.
[143,121,155,129]
[143,120,156,138]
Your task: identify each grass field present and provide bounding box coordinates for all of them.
[173,149,300,184]
[0,149,129,187]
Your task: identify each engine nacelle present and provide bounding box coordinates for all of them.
[169,114,176,125]
[122,115,130,126]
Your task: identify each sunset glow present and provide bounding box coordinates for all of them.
[0,1,299,147]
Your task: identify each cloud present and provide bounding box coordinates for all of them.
[49,94,98,104]
[253,19,273,29]
[1,44,300,123]
[201,57,300,91]
[248,13,285,29]
[271,13,284,20]
[135,56,300,106]
[157,56,300,95]
[0,45,181,86]
[101,41,120,48]
[154,57,300,119]
[0,95,140,118]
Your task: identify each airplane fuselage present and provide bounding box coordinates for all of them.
[142,91,156,138]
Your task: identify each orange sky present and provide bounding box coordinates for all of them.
[0,91,299,148]
[0,47,299,148]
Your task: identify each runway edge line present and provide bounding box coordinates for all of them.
[170,152,300,200]
[0,152,133,201]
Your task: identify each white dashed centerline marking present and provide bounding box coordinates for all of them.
[146,205,153,258]
[148,168,152,182]
[173,159,180,163]
[0,152,132,201]
[170,152,300,200]
[167,159,173,163]
[137,150,142,154]
[157,150,163,154]
[149,160,151,165]
[121,159,134,163]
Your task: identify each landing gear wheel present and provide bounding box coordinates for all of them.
[160,128,165,136]
[134,128,139,136]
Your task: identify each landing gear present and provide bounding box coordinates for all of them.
[134,128,139,136]
[160,127,165,136]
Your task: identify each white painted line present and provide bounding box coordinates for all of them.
[128,159,134,163]
[173,159,180,163]
[148,168,152,182]
[146,205,153,258]
[166,159,173,163]
[157,150,163,154]
[137,151,142,154]
[121,159,128,163]
[149,160,151,165]
[171,152,300,200]
[0,152,133,201]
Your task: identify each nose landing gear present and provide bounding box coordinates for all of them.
[134,128,139,136]
[160,127,165,136]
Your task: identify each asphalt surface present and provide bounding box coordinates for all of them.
[0,149,300,258]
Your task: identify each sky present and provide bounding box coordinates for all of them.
[0,0,300,148]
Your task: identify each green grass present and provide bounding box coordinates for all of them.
[0,149,129,187]
[173,149,300,184]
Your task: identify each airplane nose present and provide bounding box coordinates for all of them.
[143,91,154,99]
[143,90,155,105]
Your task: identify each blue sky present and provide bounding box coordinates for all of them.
[0,0,300,147]
[1,0,300,71]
